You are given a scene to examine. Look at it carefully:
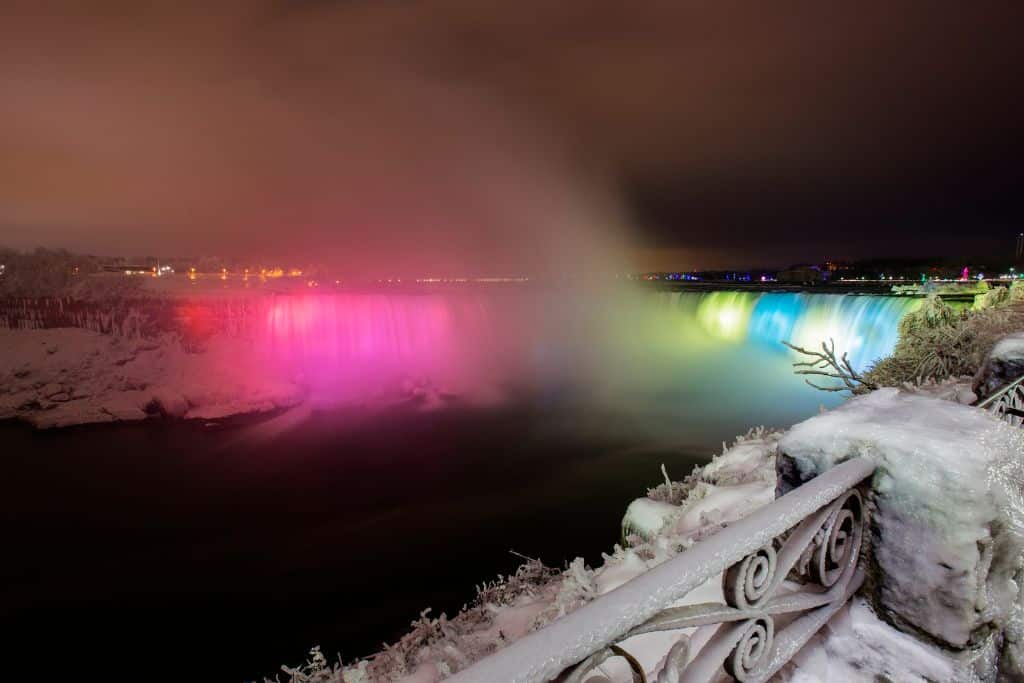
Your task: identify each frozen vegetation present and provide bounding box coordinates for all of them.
[865,287,1024,393]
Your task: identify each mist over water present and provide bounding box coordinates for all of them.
[251,289,921,446]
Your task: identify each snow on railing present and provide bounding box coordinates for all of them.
[977,375,1024,428]
[449,457,876,683]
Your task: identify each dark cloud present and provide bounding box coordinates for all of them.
[1,1,1022,270]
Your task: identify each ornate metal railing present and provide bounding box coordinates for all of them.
[449,457,876,683]
[976,375,1024,427]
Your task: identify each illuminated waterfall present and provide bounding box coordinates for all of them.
[747,293,922,370]
[247,290,921,418]
[255,293,525,401]
[685,291,921,371]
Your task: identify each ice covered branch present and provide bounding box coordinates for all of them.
[783,338,878,395]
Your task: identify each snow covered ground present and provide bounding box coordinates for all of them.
[0,327,304,428]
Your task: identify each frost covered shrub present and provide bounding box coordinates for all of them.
[866,294,1024,387]
[903,293,959,330]
[67,273,145,300]
[1011,279,1024,302]
[974,284,1011,310]
[272,559,562,682]
[278,646,343,683]
[0,247,103,297]
[531,557,597,628]
[646,463,702,505]
[473,558,559,608]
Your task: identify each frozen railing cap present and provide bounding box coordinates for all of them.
[448,457,875,683]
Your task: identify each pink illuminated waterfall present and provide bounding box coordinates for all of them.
[257,294,517,401]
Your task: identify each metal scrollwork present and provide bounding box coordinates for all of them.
[723,617,774,681]
[448,458,876,683]
[563,644,647,683]
[811,490,862,588]
[724,545,777,610]
[558,485,867,683]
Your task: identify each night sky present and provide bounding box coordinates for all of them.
[2,2,1022,273]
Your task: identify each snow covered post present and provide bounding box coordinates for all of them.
[779,389,1024,671]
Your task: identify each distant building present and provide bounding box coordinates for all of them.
[824,260,852,274]
[777,265,824,284]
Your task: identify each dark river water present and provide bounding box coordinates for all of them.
[1,403,717,682]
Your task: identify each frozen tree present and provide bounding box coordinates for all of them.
[783,338,878,394]
[0,247,102,297]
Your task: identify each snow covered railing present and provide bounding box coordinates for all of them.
[976,375,1024,427]
[449,457,875,683]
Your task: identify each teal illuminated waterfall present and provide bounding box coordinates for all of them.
[583,290,922,445]
[698,291,921,371]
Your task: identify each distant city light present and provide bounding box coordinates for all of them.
[413,276,529,284]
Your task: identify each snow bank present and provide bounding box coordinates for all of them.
[900,376,977,405]
[780,389,1024,651]
[0,328,304,428]
[777,598,958,682]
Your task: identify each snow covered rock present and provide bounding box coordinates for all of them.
[780,389,1024,651]
[0,328,304,428]
[147,388,189,418]
[622,428,781,545]
[901,376,977,405]
[777,598,958,682]
[974,332,1024,401]
[621,498,678,541]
